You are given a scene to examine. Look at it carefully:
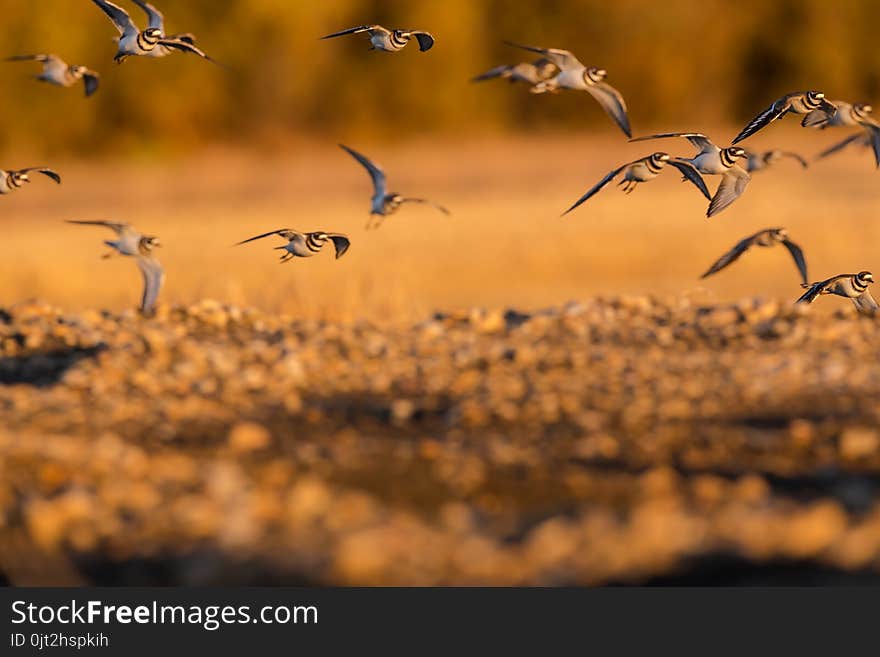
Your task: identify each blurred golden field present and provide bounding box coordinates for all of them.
[1,130,878,321]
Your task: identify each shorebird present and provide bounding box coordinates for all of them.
[629,132,749,217]
[733,91,836,144]
[90,0,217,64]
[236,229,350,263]
[744,149,808,173]
[797,271,877,316]
[67,220,164,316]
[701,228,808,285]
[504,42,631,137]
[472,58,559,87]
[129,0,200,58]
[339,144,449,229]
[6,54,99,96]
[0,168,61,195]
[320,25,435,52]
[562,152,710,216]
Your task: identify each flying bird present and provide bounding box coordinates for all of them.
[320,25,435,52]
[6,54,99,97]
[0,168,61,195]
[472,58,559,87]
[67,220,164,316]
[339,144,449,229]
[504,42,631,138]
[236,229,350,263]
[629,132,750,217]
[744,149,808,173]
[90,0,217,64]
[562,152,710,216]
[803,100,872,129]
[797,271,877,316]
[732,91,836,144]
[129,0,200,58]
[701,228,808,285]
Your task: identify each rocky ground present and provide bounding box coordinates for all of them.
[2,297,880,585]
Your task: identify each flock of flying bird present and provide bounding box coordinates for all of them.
[4,4,880,316]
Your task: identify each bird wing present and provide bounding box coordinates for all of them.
[405,31,435,52]
[83,72,100,97]
[796,280,829,304]
[7,54,55,64]
[701,234,757,279]
[629,132,714,153]
[327,234,351,259]
[561,163,628,216]
[668,159,712,200]
[584,81,632,138]
[472,64,514,82]
[90,0,137,36]
[503,42,582,70]
[157,38,220,64]
[66,220,127,235]
[339,144,387,197]
[853,289,880,316]
[732,96,792,144]
[136,256,164,315]
[321,25,386,40]
[235,229,298,246]
[707,165,750,217]
[19,168,61,184]
[816,132,869,160]
[864,124,880,168]
[400,198,450,215]
[781,238,808,286]
[129,0,164,31]
[801,107,832,128]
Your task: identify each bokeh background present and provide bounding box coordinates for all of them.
[0,0,878,319]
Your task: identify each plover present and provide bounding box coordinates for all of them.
[562,152,710,216]
[744,149,808,173]
[91,0,217,64]
[320,25,435,52]
[797,271,877,316]
[129,0,200,58]
[701,228,808,285]
[504,42,631,137]
[472,58,559,87]
[236,229,351,262]
[0,168,61,195]
[67,220,164,316]
[629,132,750,217]
[733,91,836,144]
[339,144,449,229]
[6,54,99,97]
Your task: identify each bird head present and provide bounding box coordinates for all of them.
[69,65,86,78]
[806,91,826,103]
[857,271,874,285]
[585,67,607,84]
[771,227,788,241]
[140,236,162,253]
[143,28,163,43]
[854,103,873,118]
[724,147,748,161]
[12,171,30,184]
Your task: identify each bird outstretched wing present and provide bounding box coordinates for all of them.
[707,166,750,217]
[562,164,629,216]
[630,132,714,153]
[91,0,137,36]
[129,0,164,31]
[701,234,757,279]
[321,25,387,40]
[326,234,351,259]
[781,239,809,286]
[339,144,387,197]
[585,81,632,138]
[136,256,164,316]
[503,42,582,71]
[668,159,712,200]
[235,229,299,246]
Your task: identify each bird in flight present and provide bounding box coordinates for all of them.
[236,229,351,263]
[504,42,631,138]
[732,91,836,144]
[6,54,100,97]
[67,220,164,316]
[321,25,435,52]
[797,271,877,316]
[0,167,61,195]
[128,0,201,58]
[90,0,217,64]
[629,132,750,217]
[562,152,710,216]
[472,58,559,87]
[744,149,808,174]
[339,144,449,229]
[804,100,880,167]
[701,228,808,285]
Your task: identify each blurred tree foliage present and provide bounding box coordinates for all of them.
[2,0,879,156]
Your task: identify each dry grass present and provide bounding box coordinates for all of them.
[1,129,877,321]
